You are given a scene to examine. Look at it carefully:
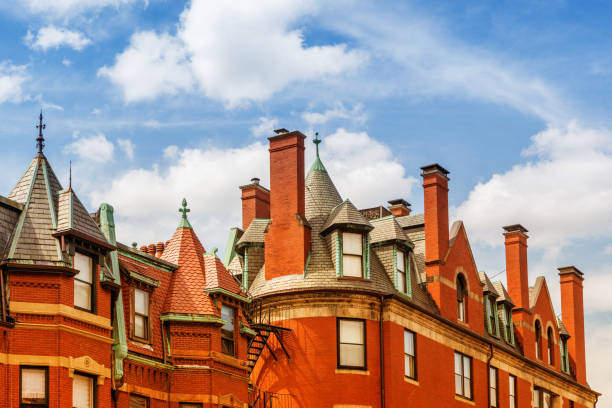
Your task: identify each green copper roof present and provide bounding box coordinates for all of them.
[308,132,328,174]
[177,198,193,229]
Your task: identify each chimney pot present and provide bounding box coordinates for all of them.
[251,177,260,185]
[156,242,165,258]
[274,128,289,134]
[148,243,156,255]
[140,245,148,253]
[388,198,412,217]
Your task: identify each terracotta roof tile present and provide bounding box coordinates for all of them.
[203,253,245,296]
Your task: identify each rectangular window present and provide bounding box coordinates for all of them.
[221,305,235,356]
[133,289,150,341]
[74,252,93,311]
[533,387,554,408]
[488,298,497,336]
[454,352,472,399]
[505,306,513,343]
[337,318,366,369]
[72,373,93,408]
[397,250,407,293]
[342,232,363,277]
[489,367,498,407]
[509,375,517,408]
[404,329,416,379]
[129,395,148,408]
[20,367,48,407]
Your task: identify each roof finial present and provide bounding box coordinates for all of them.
[69,160,72,191]
[313,132,321,158]
[36,110,46,155]
[178,198,193,228]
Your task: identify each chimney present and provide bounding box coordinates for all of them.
[239,177,270,230]
[147,243,156,256]
[156,242,165,258]
[503,224,534,358]
[264,129,311,280]
[559,266,587,384]
[503,225,530,311]
[388,198,411,217]
[421,164,450,264]
[140,245,148,253]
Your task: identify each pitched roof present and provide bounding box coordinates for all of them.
[396,213,424,229]
[202,251,245,296]
[305,162,342,220]
[557,316,570,337]
[370,216,412,245]
[56,188,109,245]
[161,223,217,316]
[479,272,499,296]
[492,281,514,305]
[236,219,269,249]
[4,155,65,264]
[321,199,373,235]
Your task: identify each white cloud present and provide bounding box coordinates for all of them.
[35,94,64,111]
[251,117,279,138]
[26,25,92,51]
[117,138,134,159]
[100,1,366,106]
[302,103,366,126]
[64,133,114,163]
[456,122,612,252]
[98,31,195,102]
[163,145,179,159]
[604,245,612,255]
[0,62,27,104]
[23,0,144,18]
[62,58,72,66]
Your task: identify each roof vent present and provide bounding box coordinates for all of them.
[251,177,260,185]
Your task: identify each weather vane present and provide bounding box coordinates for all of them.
[36,110,46,154]
[313,132,321,157]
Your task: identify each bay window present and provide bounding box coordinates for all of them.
[337,318,366,369]
[20,367,48,407]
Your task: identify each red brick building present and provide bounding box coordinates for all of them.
[0,120,601,407]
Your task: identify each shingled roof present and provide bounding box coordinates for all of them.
[370,216,412,245]
[492,281,514,305]
[479,272,499,297]
[202,251,246,297]
[236,219,269,250]
[56,188,109,245]
[321,199,373,235]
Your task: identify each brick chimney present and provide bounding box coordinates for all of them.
[559,266,587,384]
[264,129,311,280]
[239,177,270,230]
[421,164,450,264]
[388,198,411,217]
[503,224,534,358]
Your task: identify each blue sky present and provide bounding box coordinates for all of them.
[1,0,611,402]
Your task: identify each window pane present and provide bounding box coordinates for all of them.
[73,374,92,408]
[134,315,146,338]
[543,392,551,408]
[455,373,462,394]
[221,305,234,332]
[74,280,92,310]
[454,353,462,374]
[404,355,414,378]
[489,367,496,384]
[509,376,515,394]
[397,251,405,272]
[340,320,364,344]
[490,388,497,406]
[457,300,465,322]
[343,255,362,277]
[404,330,414,355]
[343,232,362,255]
[21,368,46,402]
[463,356,471,378]
[130,395,148,408]
[463,378,471,398]
[134,289,148,315]
[221,338,234,356]
[397,272,406,292]
[74,253,92,283]
[339,343,364,367]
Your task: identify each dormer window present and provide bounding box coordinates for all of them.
[342,232,363,278]
[502,305,514,345]
[560,337,569,373]
[397,250,406,293]
[457,275,467,322]
[73,252,94,312]
[486,296,498,336]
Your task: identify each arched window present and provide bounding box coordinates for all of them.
[547,327,554,365]
[457,275,467,322]
[535,320,542,360]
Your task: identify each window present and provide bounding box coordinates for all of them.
[74,252,93,311]
[534,387,554,408]
[221,305,235,356]
[337,318,366,369]
[504,306,513,344]
[129,395,148,408]
[397,250,407,293]
[569,401,574,408]
[535,320,542,360]
[547,327,554,365]
[456,275,467,322]
[20,367,48,407]
[342,232,363,277]
[179,404,202,408]
[509,375,517,408]
[487,297,498,336]
[454,352,472,399]
[560,337,568,373]
[404,329,416,379]
[489,367,498,407]
[133,289,150,341]
[72,373,94,408]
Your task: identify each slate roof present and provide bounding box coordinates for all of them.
[479,272,499,296]
[161,221,218,316]
[0,197,22,260]
[236,219,269,249]
[396,213,425,229]
[557,316,570,337]
[321,199,373,235]
[370,216,411,245]
[56,188,109,245]
[492,281,514,305]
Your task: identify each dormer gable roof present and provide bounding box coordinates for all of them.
[321,199,373,235]
[370,216,412,246]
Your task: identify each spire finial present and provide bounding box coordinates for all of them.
[178,198,192,228]
[313,132,321,158]
[36,110,46,155]
[69,160,72,190]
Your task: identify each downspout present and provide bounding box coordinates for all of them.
[487,343,494,406]
[379,295,385,408]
